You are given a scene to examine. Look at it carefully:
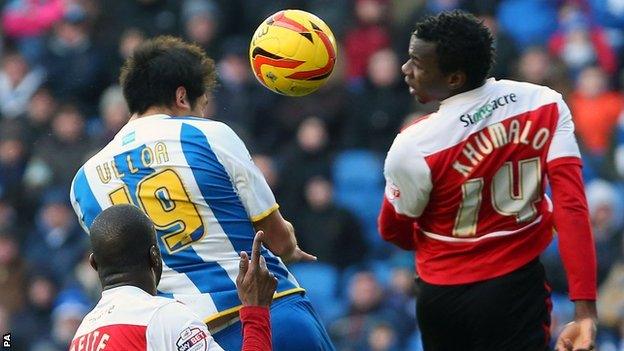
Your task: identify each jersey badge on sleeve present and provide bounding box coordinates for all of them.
[386,182,401,200]
[176,327,208,351]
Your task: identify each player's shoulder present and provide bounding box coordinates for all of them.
[391,112,436,155]
[148,296,202,326]
[175,116,236,135]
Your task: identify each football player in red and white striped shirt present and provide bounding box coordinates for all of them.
[70,205,276,351]
[379,11,597,351]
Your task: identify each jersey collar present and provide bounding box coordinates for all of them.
[440,78,496,107]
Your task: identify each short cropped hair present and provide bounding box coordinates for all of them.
[119,36,216,114]
[89,204,156,276]
[414,11,494,89]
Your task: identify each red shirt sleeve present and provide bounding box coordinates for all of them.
[378,197,417,250]
[240,306,271,351]
[547,157,597,300]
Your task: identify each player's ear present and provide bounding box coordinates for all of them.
[149,245,163,283]
[89,253,98,271]
[447,71,466,91]
[175,86,191,109]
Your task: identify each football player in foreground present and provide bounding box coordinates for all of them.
[379,11,597,351]
[71,204,275,350]
[70,36,334,350]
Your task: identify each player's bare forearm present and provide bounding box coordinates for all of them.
[252,210,315,263]
[378,197,416,250]
[253,210,296,257]
[574,300,597,320]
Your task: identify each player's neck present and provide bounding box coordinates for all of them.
[101,272,157,296]
[132,106,178,120]
[452,80,487,98]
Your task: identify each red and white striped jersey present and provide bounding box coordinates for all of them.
[70,286,223,351]
[384,78,581,285]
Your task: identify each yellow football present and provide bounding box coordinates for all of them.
[249,9,337,97]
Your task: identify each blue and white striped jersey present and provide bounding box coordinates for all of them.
[70,115,302,323]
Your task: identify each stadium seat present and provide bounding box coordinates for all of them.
[332,150,385,247]
[289,262,345,323]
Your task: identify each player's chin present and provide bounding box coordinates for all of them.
[408,86,426,103]
[412,91,429,104]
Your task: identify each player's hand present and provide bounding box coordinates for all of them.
[279,245,317,264]
[555,300,597,351]
[555,317,597,351]
[236,231,278,307]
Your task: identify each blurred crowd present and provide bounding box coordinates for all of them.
[0,0,623,350]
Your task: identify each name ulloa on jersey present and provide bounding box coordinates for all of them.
[452,116,551,177]
[95,142,170,184]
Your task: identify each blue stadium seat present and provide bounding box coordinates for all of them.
[332,150,385,247]
[289,262,345,323]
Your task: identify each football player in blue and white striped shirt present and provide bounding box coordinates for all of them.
[70,36,335,351]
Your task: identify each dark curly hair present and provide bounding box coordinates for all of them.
[414,11,494,90]
[119,36,216,114]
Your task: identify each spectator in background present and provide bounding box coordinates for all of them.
[25,104,92,192]
[44,4,104,113]
[344,0,390,86]
[0,123,28,206]
[588,0,624,71]
[1,0,65,64]
[570,66,623,180]
[515,46,552,85]
[0,50,45,118]
[19,86,57,144]
[543,179,623,293]
[386,260,416,323]
[45,288,90,351]
[253,153,282,199]
[345,49,411,152]
[103,28,145,86]
[71,253,100,303]
[93,85,129,146]
[182,0,221,58]
[0,230,25,314]
[269,58,349,152]
[279,116,332,216]
[549,4,617,78]
[514,46,574,99]
[98,0,180,42]
[295,176,367,269]
[365,323,398,351]
[24,189,88,284]
[585,180,623,284]
[213,36,268,142]
[330,271,403,351]
[11,273,58,349]
[0,198,18,234]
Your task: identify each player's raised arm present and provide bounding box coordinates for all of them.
[236,231,277,351]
